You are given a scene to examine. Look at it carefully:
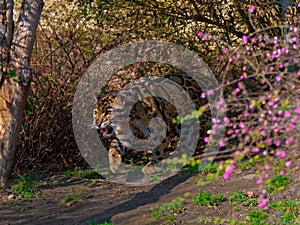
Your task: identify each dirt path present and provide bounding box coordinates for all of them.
[0,167,299,225]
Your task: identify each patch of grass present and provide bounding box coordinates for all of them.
[238,159,256,171]
[11,175,40,199]
[266,175,291,193]
[152,196,186,221]
[86,221,113,225]
[268,200,300,212]
[245,210,269,224]
[63,194,82,204]
[63,167,100,179]
[227,191,257,207]
[280,213,297,224]
[193,191,227,207]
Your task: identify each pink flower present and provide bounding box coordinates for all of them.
[284,111,291,118]
[265,166,272,170]
[286,137,294,145]
[197,32,202,37]
[258,195,267,208]
[244,112,249,117]
[204,136,209,143]
[294,107,300,114]
[276,76,281,82]
[260,130,266,136]
[275,140,281,147]
[245,45,250,51]
[253,147,260,153]
[223,172,230,180]
[241,128,248,134]
[242,35,248,43]
[280,170,285,175]
[276,150,286,158]
[207,89,214,96]
[201,92,206,98]
[249,5,256,13]
[264,174,269,179]
[219,141,225,147]
[285,161,292,167]
[256,179,263,185]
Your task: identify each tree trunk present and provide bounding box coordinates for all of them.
[0,0,43,187]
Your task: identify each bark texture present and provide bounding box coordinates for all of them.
[0,0,43,187]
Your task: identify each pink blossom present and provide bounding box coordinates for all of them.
[226,130,232,135]
[201,92,206,98]
[204,136,209,143]
[294,107,300,114]
[207,89,214,96]
[264,174,269,179]
[286,137,294,145]
[256,179,263,185]
[284,111,291,118]
[223,164,235,180]
[253,147,260,153]
[244,112,249,117]
[280,170,285,175]
[276,76,281,82]
[224,117,230,124]
[241,128,248,134]
[266,138,272,144]
[285,161,292,167]
[219,141,225,147]
[275,140,281,147]
[276,150,286,158]
[239,122,245,128]
[197,32,202,37]
[203,35,208,40]
[245,45,250,51]
[242,35,248,43]
[249,5,256,13]
[258,195,267,208]
[277,110,283,115]
[223,172,230,180]
[265,166,272,171]
[260,130,266,136]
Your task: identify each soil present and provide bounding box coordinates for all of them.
[0,165,299,225]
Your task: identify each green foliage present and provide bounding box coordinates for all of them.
[227,191,257,207]
[266,175,292,193]
[12,176,40,199]
[245,210,269,224]
[268,200,300,213]
[63,194,82,204]
[152,196,186,221]
[280,213,297,224]
[86,221,113,225]
[63,167,100,179]
[6,69,20,83]
[193,191,227,207]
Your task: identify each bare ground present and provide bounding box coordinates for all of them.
[0,165,299,225]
